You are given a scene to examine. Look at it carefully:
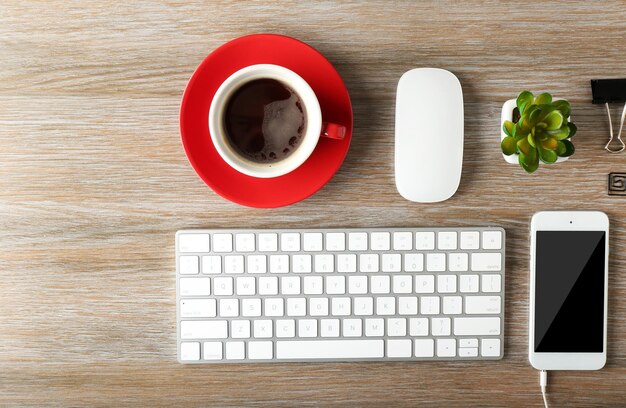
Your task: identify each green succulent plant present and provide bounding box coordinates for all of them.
[501,91,576,173]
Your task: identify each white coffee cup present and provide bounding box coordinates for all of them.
[208,64,344,178]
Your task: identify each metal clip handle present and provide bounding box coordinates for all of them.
[604,102,626,153]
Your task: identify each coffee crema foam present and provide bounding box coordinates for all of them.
[224,79,306,164]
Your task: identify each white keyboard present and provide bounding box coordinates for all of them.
[176,227,505,363]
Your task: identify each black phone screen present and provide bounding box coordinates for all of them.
[534,231,606,353]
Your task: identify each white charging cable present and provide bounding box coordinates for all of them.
[540,370,549,408]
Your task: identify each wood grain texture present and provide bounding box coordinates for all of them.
[1,0,626,406]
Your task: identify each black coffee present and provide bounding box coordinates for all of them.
[224,79,306,163]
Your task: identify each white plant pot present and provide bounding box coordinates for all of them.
[501,99,569,164]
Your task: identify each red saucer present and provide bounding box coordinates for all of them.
[180,34,353,208]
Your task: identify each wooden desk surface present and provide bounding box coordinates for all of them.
[1,1,625,406]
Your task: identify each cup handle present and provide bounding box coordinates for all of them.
[321,122,346,140]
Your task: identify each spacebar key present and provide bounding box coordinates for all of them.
[277,340,384,359]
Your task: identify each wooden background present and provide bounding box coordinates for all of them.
[1,1,625,406]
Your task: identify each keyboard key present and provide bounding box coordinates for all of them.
[387,318,407,336]
[460,338,478,348]
[292,255,312,273]
[276,319,295,338]
[248,341,273,359]
[354,297,374,316]
[276,340,383,359]
[331,297,351,316]
[280,233,300,252]
[180,342,200,361]
[235,233,255,252]
[280,276,301,295]
[437,274,457,293]
[448,253,468,271]
[481,338,501,357]
[258,276,278,295]
[482,230,502,250]
[359,254,379,272]
[202,255,221,274]
[426,253,446,272]
[387,339,412,358]
[393,232,413,251]
[348,276,368,294]
[310,298,329,316]
[303,276,323,295]
[242,299,261,317]
[326,276,346,295]
[314,254,334,273]
[303,233,323,251]
[481,274,502,293]
[179,234,210,253]
[398,296,418,315]
[420,296,440,315]
[443,296,462,315]
[459,274,479,293]
[459,347,478,357]
[437,231,457,250]
[264,298,284,317]
[212,233,232,253]
[365,318,384,336]
[219,299,239,317]
[371,276,390,294]
[213,277,233,296]
[465,296,501,314]
[343,318,362,337]
[393,275,412,294]
[298,319,317,338]
[253,320,272,338]
[181,320,227,339]
[203,341,222,360]
[320,319,340,337]
[376,296,395,315]
[258,233,278,252]
[231,320,250,339]
[179,277,211,296]
[415,275,435,293]
[415,232,435,250]
[431,317,451,336]
[226,341,245,360]
[409,318,429,336]
[179,256,199,275]
[454,317,501,336]
[460,231,480,250]
[404,253,424,272]
[471,253,502,271]
[298,319,318,337]
[180,299,216,318]
[337,254,357,272]
[437,338,456,357]
[382,253,401,272]
[247,255,267,274]
[287,298,306,317]
[370,232,390,250]
[269,255,289,274]
[225,255,244,274]
[348,232,368,251]
[325,232,346,251]
[414,339,434,357]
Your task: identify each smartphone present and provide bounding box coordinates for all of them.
[529,211,609,370]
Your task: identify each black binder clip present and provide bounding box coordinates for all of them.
[591,78,626,153]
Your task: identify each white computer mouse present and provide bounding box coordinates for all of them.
[395,68,464,203]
